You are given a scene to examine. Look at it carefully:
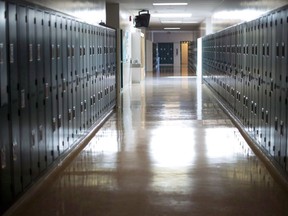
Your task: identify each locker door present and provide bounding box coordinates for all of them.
[90,26,96,124]
[7,2,22,197]
[43,12,53,166]
[67,18,73,146]
[0,1,7,107]
[61,16,69,152]
[17,5,32,188]
[96,27,100,118]
[279,9,287,168]
[265,13,273,155]
[0,1,13,213]
[259,16,265,147]
[0,106,12,214]
[35,9,46,172]
[71,19,78,142]
[75,21,81,137]
[56,15,64,155]
[50,13,58,160]
[28,7,39,180]
[79,22,85,133]
[270,12,278,159]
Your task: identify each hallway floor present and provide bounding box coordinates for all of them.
[7,75,288,216]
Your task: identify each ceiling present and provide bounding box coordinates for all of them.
[109,0,288,31]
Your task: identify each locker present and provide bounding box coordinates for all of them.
[279,9,287,168]
[56,15,64,155]
[0,0,7,107]
[61,16,69,152]
[67,18,74,146]
[71,19,78,142]
[0,106,13,214]
[28,7,39,180]
[50,13,59,159]
[75,21,81,137]
[7,2,22,196]
[17,5,32,188]
[43,12,54,166]
[35,9,46,173]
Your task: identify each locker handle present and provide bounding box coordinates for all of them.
[72,107,76,119]
[58,115,62,128]
[21,89,26,109]
[37,44,41,61]
[9,44,14,64]
[72,46,75,57]
[1,146,6,169]
[90,96,93,106]
[68,109,72,121]
[51,44,55,59]
[45,83,49,99]
[81,102,84,113]
[67,45,71,58]
[57,45,60,59]
[31,130,36,148]
[12,141,18,161]
[282,43,285,57]
[93,95,96,104]
[261,108,265,120]
[52,118,57,131]
[84,100,87,111]
[39,125,43,141]
[265,111,269,124]
[280,121,284,136]
[276,43,279,57]
[275,117,278,131]
[29,44,33,62]
[0,43,3,64]
[62,79,66,92]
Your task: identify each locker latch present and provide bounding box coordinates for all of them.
[0,43,3,64]
[39,125,43,141]
[13,140,18,161]
[68,109,72,121]
[1,146,6,169]
[45,83,49,99]
[31,130,36,148]
[52,117,57,131]
[72,107,76,119]
[21,89,26,108]
[58,115,62,128]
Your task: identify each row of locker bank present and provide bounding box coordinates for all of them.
[202,5,288,175]
[0,0,117,213]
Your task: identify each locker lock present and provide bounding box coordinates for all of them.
[1,146,6,169]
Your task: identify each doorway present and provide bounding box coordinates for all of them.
[180,41,189,76]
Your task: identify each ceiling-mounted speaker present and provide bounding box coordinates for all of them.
[134,10,150,28]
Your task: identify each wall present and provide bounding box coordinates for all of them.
[146,40,153,72]
[27,0,105,25]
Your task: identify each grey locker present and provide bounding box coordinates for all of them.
[35,9,46,172]
[0,0,7,107]
[28,7,39,180]
[75,21,81,137]
[17,5,32,188]
[0,106,13,214]
[279,9,287,168]
[56,15,64,155]
[7,2,22,196]
[50,13,59,159]
[43,11,53,166]
[71,19,78,142]
[67,18,74,146]
[61,16,69,152]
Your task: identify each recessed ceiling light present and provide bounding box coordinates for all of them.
[164,27,181,30]
[153,3,188,6]
[153,13,192,18]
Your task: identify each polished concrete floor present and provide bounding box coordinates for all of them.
[7,74,288,216]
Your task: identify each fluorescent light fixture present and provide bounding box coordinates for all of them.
[164,27,180,30]
[153,3,188,6]
[213,9,266,21]
[153,13,191,18]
